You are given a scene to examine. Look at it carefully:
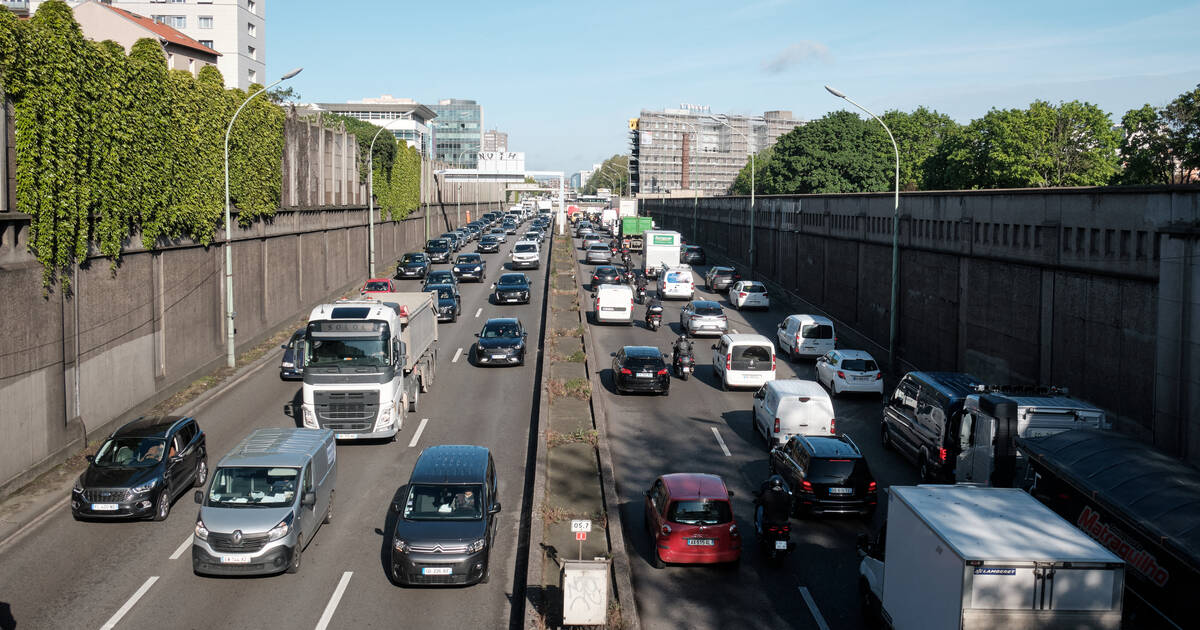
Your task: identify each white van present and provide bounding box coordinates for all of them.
[711,334,776,390]
[776,314,836,360]
[592,284,634,325]
[751,379,836,447]
[657,265,695,300]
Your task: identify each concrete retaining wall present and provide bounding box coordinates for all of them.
[645,186,1200,463]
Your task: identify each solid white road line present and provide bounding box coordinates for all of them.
[798,586,831,630]
[99,576,159,630]
[408,418,429,448]
[475,307,482,318]
[452,348,463,363]
[169,533,193,560]
[710,427,731,457]
[0,496,68,552]
[314,571,354,630]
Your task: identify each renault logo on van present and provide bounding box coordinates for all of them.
[232,530,243,546]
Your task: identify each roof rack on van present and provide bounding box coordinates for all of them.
[973,384,1070,396]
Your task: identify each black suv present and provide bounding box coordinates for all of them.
[425,239,451,263]
[591,265,623,288]
[477,235,502,254]
[611,346,670,395]
[681,245,707,265]
[769,434,877,517]
[425,283,461,322]
[390,445,501,586]
[704,266,741,291]
[882,371,983,482]
[396,252,430,279]
[473,318,527,366]
[492,273,531,305]
[72,416,207,521]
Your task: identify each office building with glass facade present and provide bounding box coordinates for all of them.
[427,99,483,168]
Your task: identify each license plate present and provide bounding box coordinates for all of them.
[491,354,507,360]
[337,433,356,440]
[91,503,118,511]
[828,487,854,495]
[220,556,251,564]
[506,298,519,302]
[683,366,692,373]
[422,567,453,575]
[636,373,653,379]
[774,540,788,550]
[687,538,715,546]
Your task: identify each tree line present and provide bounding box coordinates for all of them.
[582,155,630,195]
[729,85,1200,195]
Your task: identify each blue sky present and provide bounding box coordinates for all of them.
[268,0,1200,173]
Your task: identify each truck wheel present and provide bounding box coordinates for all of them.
[408,388,418,413]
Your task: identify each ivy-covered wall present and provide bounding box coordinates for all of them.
[0,2,284,286]
[322,113,422,220]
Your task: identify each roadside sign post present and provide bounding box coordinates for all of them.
[571,519,592,560]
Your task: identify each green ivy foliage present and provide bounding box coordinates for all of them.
[317,113,422,221]
[0,1,285,287]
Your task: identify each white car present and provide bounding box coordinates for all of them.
[658,265,695,300]
[814,349,884,397]
[729,281,769,310]
[510,240,540,269]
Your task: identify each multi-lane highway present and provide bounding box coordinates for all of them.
[569,230,921,630]
[0,227,548,629]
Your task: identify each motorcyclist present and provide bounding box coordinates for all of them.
[672,334,693,368]
[753,474,793,535]
[644,296,663,326]
[621,252,632,269]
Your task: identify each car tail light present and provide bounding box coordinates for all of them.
[830,418,837,434]
[771,353,776,370]
[795,334,801,345]
[800,481,814,493]
[875,373,883,380]
[763,293,768,298]
[738,292,747,299]
[939,447,948,462]
[868,481,878,493]
[656,368,668,376]
[773,418,780,434]
[837,370,845,380]
[726,354,732,371]
[620,368,632,375]
[660,524,672,536]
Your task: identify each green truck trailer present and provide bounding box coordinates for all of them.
[620,217,655,252]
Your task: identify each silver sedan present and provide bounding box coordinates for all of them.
[585,243,614,264]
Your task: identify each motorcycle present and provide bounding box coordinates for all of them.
[757,519,794,565]
[673,352,694,380]
[635,285,647,305]
[646,304,664,331]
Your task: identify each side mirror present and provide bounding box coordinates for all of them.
[711,344,718,350]
[281,344,288,350]
[391,501,401,513]
[491,283,497,289]
[194,490,203,504]
[302,491,316,508]
[488,503,502,514]
[474,333,480,338]
[591,293,597,298]
[170,455,184,464]
[522,332,528,338]
[643,489,652,497]
[727,490,736,498]
[85,454,94,463]
[610,352,617,357]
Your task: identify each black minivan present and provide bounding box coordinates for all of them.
[390,445,501,586]
[881,371,983,482]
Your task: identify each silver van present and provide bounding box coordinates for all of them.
[712,334,776,390]
[776,314,836,360]
[192,428,336,576]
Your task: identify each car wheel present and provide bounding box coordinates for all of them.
[194,459,208,488]
[830,380,839,397]
[651,546,665,569]
[286,539,302,574]
[478,558,491,584]
[881,424,893,450]
[152,489,171,521]
[919,451,933,483]
[324,491,334,524]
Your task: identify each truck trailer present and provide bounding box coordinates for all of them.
[620,216,654,252]
[298,292,438,440]
[642,230,682,278]
[858,485,1124,630]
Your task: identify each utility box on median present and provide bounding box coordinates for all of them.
[560,559,609,626]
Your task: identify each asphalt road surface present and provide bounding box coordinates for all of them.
[572,232,921,630]
[0,222,548,630]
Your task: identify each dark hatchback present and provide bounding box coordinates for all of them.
[612,346,670,395]
[424,269,458,290]
[425,239,451,263]
[396,252,430,279]
[72,416,207,521]
[279,328,305,380]
[682,245,707,265]
[769,434,877,517]
[473,318,527,366]
[452,254,487,282]
[492,273,531,305]
[477,235,502,253]
[705,266,741,291]
[591,265,623,288]
[425,284,461,322]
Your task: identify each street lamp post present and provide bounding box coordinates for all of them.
[223,66,302,368]
[709,115,755,276]
[651,115,699,239]
[366,121,399,279]
[825,85,901,372]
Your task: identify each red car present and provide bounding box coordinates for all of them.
[643,473,741,568]
[360,278,394,296]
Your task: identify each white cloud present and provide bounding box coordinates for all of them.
[763,41,832,74]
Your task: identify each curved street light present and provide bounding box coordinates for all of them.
[367,120,404,278]
[825,84,901,371]
[223,67,302,367]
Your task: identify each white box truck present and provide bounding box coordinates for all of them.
[618,199,637,219]
[858,485,1124,630]
[642,230,682,278]
[298,293,438,440]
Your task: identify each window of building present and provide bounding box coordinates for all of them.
[247,22,256,37]
[248,68,257,83]
[198,16,213,29]
[188,58,195,73]
[247,0,257,14]
[247,45,256,59]
[199,39,214,49]
[152,15,187,29]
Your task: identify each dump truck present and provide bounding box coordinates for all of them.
[620,216,655,252]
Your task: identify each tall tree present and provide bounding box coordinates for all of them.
[583,154,629,195]
[1114,104,1176,185]
[748,110,892,195]
[881,107,960,191]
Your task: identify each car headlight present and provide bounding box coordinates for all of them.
[195,519,209,541]
[375,405,394,429]
[131,479,159,494]
[473,266,482,271]
[73,477,83,493]
[302,405,318,429]
[267,513,294,542]
[467,538,486,553]
[392,537,409,553]
[281,361,294,368]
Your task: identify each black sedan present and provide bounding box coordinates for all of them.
[492,273,531,305]
[452,253,487,282]
[72,416,207,521]
[424,284,461,322]
[611,346,670,395]
[591,265,623,288]
[395,252,430,279]
[473,318,527,367]
[425,239,451,263]
[477,235,503,253]
[704,266,741,291]
[424,269,458,290]
[279,328,305,380]
[681,245,707,265]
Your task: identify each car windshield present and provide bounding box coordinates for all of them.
[499,278,526,288]
[515,244,536,253]
[307,333,389,367]
[207,467,299,507]
[808,459,867,484]
[802,324,834,339]
[94,437,166,467]
[401,254,421,264]
[427,240,447,249]
[482,323,521,338]
[667,499,732,525]
[436,288,454,299]
[695,304,724,316]
[403,484,484,520]
[364,281,390,291]
[842,359,878,372]
[429,272,452,281]
[456,255,480,263]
